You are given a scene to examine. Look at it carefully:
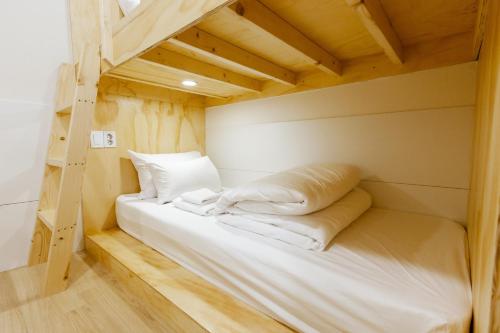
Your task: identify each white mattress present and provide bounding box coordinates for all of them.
[116,194,472,333]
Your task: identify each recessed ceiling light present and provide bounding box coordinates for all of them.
[182,80,198,87]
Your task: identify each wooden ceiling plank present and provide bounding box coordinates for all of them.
[169,27,297,86]
[347,0,404,64]
[111,0,235,69]
[141,48,262,92]
[207,31,474,106]
[226,0,342,76]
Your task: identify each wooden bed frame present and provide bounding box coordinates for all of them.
[31,0,500,331]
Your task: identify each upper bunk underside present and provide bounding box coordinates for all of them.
[98,0,480,105]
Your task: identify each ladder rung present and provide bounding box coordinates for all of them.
[47,157,64,168]
[55,103,72,114]
[37,210,55,231]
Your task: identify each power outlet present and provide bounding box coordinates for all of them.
[103,131,117,148]
[90,131,117,148]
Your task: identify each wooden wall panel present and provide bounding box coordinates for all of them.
[82,78,205,234]
[207,63,476,223]
[467,0,500,330]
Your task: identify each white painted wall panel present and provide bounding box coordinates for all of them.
[0,100,52,206]
[0,0,72,271]
[207,64,476,223]
[0,202,38,271]
[208,107,473,189]
[207,63,477,128]
[0,1,71,102]
[217,168,469,225]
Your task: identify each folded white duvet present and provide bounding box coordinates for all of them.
[173,198,216,216]
[217,188,372,251]
[214,163,360,215]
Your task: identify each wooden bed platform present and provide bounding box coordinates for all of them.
[85,229,294,333]
[26,0,499,331]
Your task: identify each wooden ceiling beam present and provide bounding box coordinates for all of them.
[347,0,404,64]
[140,48,262,92]
[106,60,228,99]
[111,0,235,69]
[206,32,474,106]
[169,27,297,86]
[225,0,342,76]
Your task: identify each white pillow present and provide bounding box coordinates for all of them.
[128,150,201,199]
[148,156,222,204]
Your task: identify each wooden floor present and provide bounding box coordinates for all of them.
[0,252,176,332]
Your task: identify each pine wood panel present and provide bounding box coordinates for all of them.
[225,0,342,75]
[379,0,477,46]
[200,0,381,64]
[69,0,100,63]
[28,219,52,266]
[42,45,102,296]
[107,57,251,98]
[86,229,294,333]
[347,0,403,64]
[112,0,235,67]
[467,0,500,331]
[1,252,195,332]
[170,27,297,85]
[54,64,76,113]
[207,31,475,106]
[82,79,206,235]
[141,47,262,92]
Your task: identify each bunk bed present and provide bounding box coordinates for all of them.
[29,0,500,332]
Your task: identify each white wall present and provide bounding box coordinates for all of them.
[0,1,72,271]
[207,63,477,225]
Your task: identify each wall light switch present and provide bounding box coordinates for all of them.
[90,131,104,148]
[103,131,117,148]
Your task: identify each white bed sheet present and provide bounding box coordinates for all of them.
[116,194,472,333]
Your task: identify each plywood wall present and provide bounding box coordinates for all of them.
[82,77,205,234]
[206,63,477,224]
[467,0,500,330]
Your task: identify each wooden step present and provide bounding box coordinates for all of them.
[37,210,55,231]
[53,63,75,115]
[46,157,64,168]
[86,229,293,333]
[55,104,72,115]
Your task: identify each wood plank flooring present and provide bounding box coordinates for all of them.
[0,252,174,332]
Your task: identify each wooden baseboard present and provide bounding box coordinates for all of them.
[85,229,294,333]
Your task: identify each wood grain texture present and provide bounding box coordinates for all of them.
[54,64,76,113]
[1,252,194,332]
[107,57,252,98]
[467,0,500,330]
[347,0,403,64]
[140,47,262,92]
[170,27,297,85]
[41,45,101,296]
[68,0,100,63]
[226,0,342,75]
[82,78,206,235]
[28,219,52,266]
[86,229,294,333]
[112,0,235,67]
[199,0,381,65]
[206,31,475,106]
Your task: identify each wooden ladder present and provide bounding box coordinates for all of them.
[28,44,100,296]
